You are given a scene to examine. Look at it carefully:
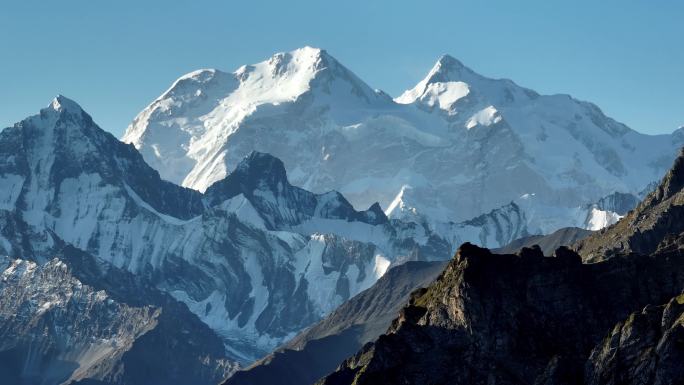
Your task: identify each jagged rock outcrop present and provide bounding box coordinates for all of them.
[318,243,684,385]
[585,295,684,385]
[576,148,684,262]
[0,256,159,385]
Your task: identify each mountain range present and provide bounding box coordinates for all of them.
[0,95,530,383]
[1,46,682,385]
[123,46,681,235]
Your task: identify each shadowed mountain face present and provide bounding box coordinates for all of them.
[319,244,684,385]
[0,96,453,365]
[318,148,684,385]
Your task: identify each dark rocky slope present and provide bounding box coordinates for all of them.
[319,244,684,385]
[224,261,447,385]
[585,294,684,385]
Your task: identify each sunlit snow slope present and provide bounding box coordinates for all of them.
[123,47,682,234]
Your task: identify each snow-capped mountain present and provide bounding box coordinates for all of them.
[0,97,524,366]
[123,47,680,235]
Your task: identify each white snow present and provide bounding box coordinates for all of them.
[217,194,267,229]
[585,207,623,231]
[373,254,391,279]
[398,81,470,113]
[466,106,502,129]
[122,47,680,237]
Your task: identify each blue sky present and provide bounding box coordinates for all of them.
[1,0,682,137]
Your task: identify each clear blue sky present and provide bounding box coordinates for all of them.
[1,0,682,137]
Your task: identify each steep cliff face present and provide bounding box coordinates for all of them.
[319,244,684,385]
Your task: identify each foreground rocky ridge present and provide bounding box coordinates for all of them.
[319,149,684,385]
[320,244,684,385]
[495,226,593,255]
[229,227,598,385]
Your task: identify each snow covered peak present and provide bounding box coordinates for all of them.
[395,55,477,105]
[123,47,680,234]
[430,54,472,80]
[238,46,382,104]
[48,95,84,115]
[121,46,390,190]
[271,46,328,70]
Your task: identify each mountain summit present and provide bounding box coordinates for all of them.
[123,47,681,239]
[48,94,84,115]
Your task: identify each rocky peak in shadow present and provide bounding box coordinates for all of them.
[318,242,684,385]
[204,151,388,229]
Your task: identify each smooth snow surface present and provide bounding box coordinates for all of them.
[123,47,681,237]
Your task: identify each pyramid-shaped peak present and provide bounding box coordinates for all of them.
[239,151,286,172]
[426,54,476,82]
[203,151,292,207]
[48,95,84,115]
[435,54,468,71]
[266,46,341,73]
[234,151,288,186]
[292,46,327,57]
